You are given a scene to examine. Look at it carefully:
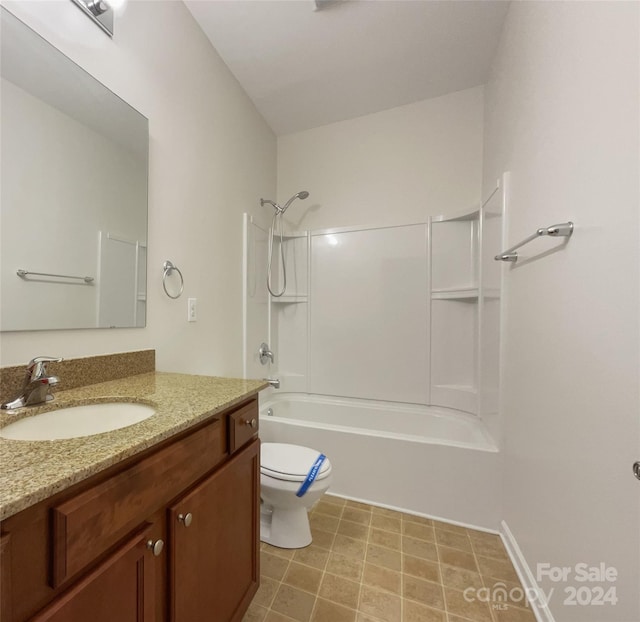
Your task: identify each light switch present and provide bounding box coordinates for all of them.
[188,298,197,322]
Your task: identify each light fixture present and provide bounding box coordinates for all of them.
[85,1,109,16]
[70,0,126,37]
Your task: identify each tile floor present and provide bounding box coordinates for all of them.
[243,495,536,622]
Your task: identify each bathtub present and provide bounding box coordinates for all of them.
[259,393,501,530]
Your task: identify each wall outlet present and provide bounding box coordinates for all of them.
[187,297,197,322]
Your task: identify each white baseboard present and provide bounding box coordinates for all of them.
[325,491,500,534]
[500,520,556,622]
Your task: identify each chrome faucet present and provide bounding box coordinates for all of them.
[1,356,63,409]
[264,378,280,389]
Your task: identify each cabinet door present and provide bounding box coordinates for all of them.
[170,439,259,622]
[30,525,156,622]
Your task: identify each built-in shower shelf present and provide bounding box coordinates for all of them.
[281,231,308,240]
[483,288,501,300]
[433,383,476,392]
[431,384,477,413]
[432,205,480,223]
[430,205,484,415]
[431,287,478,300]
[271,294,308,304]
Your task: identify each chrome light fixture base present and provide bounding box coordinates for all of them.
[70,0,114,37]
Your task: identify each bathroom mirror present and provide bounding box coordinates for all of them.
[0,8,149,331]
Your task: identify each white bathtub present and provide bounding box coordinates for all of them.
[259,393,501,530]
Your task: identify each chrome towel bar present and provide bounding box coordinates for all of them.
[495,222,573,262]
[17,269,94,283]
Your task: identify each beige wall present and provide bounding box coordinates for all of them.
[0,0,276,376]
[277,86,484,231]
[483,2,639,620]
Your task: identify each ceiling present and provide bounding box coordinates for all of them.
[184,0,510,136]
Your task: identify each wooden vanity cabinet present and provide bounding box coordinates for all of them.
[0,397,260,622]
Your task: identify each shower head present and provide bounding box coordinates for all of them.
[261,191,310,214]
[281,190,310,213]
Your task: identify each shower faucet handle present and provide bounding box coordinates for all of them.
[259,343,274,365]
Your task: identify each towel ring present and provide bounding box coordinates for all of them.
[162,260,184,299]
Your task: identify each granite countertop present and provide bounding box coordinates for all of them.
[0,372,267,521]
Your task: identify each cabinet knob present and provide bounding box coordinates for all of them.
[246,418,258,429]
[178,512,193,527]
[146,539,164,557]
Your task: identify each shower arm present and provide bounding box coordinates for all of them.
[260,198,280,212]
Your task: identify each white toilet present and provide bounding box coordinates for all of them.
[260,442,333,549]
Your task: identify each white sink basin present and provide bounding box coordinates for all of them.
[0,402,156,441]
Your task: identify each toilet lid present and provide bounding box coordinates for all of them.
[261,443,332,482]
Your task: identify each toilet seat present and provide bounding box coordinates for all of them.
[261,443,332,482]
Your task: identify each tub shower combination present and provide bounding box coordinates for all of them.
[247,185,504,531]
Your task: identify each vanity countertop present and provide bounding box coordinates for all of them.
[0,372,267,521]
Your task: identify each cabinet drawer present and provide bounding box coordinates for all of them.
[228,401,259,453]
[51,416,225,588]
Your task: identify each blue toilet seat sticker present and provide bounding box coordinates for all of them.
[296,454,327,497]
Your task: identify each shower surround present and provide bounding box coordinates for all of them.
[243,180,505,529]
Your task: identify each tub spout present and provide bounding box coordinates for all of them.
[264,378,280,389]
